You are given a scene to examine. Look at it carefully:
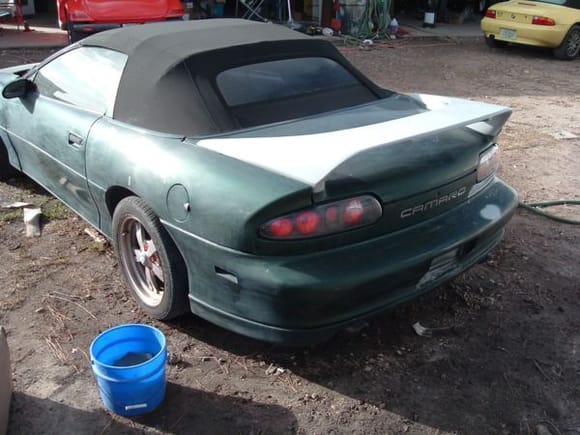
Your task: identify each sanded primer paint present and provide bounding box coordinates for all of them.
[197,95,510,189]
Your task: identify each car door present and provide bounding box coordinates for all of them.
[5,46,127,227]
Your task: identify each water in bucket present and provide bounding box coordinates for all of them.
[90,324,167,416]
[114,352,154,367]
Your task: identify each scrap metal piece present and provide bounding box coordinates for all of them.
[0,201,31,209]
[23,206,41,237]
[547,130,578,140]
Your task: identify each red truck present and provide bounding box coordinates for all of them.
[57,0,184,42]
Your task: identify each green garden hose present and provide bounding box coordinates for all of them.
[344,0,391,43]
[518,200,580,225]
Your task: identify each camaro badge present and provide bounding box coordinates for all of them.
[400,186,468,218]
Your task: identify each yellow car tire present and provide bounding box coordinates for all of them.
[485,36,508,49]
[553,25,580,60]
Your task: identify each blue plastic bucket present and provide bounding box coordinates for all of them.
[90,324,167,416]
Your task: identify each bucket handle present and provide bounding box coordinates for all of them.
[125,403,148,411]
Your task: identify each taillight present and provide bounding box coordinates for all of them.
[485,9,496,19]
[269,218,293,238]
[532,16,555,25]
[477,145,500,182]
[260,195,383,240]
[295,211,321,235]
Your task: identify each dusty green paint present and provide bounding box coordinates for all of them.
[0,66,518,344]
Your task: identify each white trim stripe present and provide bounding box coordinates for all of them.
[197,94,510,187]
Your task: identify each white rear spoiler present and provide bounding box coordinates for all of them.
[197,94,511,190]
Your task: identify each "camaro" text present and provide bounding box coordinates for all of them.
[400,186,468,219]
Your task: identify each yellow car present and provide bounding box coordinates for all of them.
[481,0,580,59]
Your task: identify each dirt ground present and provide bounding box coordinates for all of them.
[0,39,579,435]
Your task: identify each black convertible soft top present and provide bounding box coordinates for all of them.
[79,20,379,134]
[81,19,310,58]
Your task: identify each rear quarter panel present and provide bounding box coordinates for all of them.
[85,118,310,250]
[551,3,580,25]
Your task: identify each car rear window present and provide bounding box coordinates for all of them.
[216,57,360,106]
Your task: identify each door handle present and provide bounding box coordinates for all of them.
[67,132,84,146]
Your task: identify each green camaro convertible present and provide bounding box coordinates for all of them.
[0,19,518,344]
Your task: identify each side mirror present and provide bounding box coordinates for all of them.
[2,78,35,99]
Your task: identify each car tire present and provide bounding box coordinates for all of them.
[0,142,18,182]
[553,25,580,60]
[67,26,82,44]
[66,12,82,44]
[113,196,189,320]
[485,36,508,49]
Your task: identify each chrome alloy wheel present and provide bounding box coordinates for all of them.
[565,28,580,58]
[119,217,165,307]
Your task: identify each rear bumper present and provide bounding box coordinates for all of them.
[166,178,518,345]
[71,18,182,35]
[71,23,120,34]
[481,18,568,48]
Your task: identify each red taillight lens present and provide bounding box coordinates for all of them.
[268,217,294,238]
[295,211,321,235]
[260,195,382,240]
[485,9,496,18]
[532,16,555,26]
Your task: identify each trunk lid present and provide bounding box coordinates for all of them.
[495,2,544,24]
[83,0,173,21]
[197,94,510,206]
